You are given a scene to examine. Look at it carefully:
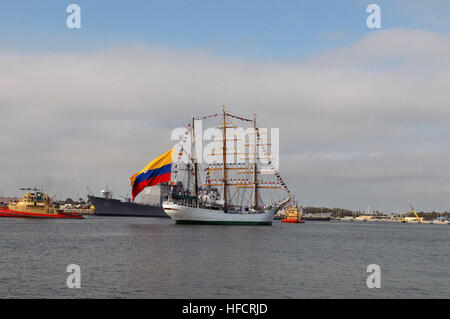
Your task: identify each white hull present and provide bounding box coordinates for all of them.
[163,203,278,225]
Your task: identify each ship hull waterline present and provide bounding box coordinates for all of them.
[282,219,305,224]
[0,207,84,219]
[88,195,169,218]
[163,203,278,226]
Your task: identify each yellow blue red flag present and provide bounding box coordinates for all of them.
[130,148,174,201]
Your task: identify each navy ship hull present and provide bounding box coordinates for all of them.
[88,196,168,217]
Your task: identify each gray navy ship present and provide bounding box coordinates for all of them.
[88,185,171,217]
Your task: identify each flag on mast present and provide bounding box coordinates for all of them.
[130,148,174,201]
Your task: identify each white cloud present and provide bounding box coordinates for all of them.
[0,29,449,211]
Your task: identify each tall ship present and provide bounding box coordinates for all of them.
[88,186,170,217]
[131,106,292,225]
[0,188,83,219]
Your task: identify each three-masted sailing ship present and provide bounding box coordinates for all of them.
[162,106,291,225]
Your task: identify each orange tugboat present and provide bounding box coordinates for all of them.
[281,205,305,224]
[0,188,83,219]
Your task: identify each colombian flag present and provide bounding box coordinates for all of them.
[130,148,174,201]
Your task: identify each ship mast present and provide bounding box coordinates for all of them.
[222,105,228,212]
[253,113,258,209]
[198,107,286,210]
[192,116,199,205]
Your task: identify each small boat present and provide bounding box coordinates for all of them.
[0,188,84,219]
[281,205,305,224]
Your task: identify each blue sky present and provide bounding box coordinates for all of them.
[0,0,447,59]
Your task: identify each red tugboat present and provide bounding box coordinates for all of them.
[281,205,305,224]
[0,188,83,219]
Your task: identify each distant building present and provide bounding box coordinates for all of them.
[404,216,424,222]
[138,184,171,206]
[355,215,374,221]
[303,212,332,218]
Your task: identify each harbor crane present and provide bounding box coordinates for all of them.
[408,201,421,223]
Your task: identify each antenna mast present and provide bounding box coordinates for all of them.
[192,116,199,205]
[222,105,228,212]
[253,113,258,209]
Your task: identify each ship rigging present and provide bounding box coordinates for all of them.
[163,105,291,225]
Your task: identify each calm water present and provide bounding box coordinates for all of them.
[0,216,448,298]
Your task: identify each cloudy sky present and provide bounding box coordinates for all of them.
[0,1,449,212]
